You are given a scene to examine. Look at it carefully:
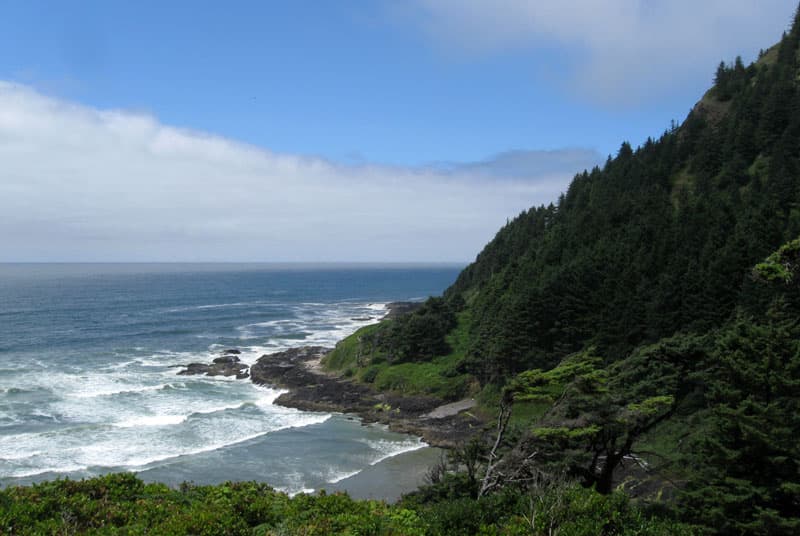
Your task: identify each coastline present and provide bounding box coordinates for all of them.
[165,300,482,500]
[249,345,482,450]
[326,445,445,502]
[165,300,480,501]
[246,301,484,450]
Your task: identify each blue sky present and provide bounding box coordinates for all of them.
[0,1,796,261]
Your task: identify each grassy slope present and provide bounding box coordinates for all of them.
[323,312,476,402]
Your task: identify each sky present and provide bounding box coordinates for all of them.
[0,0,796,262]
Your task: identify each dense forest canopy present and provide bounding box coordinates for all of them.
[443,14,800,382]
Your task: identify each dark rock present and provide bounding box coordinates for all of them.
[213,355,240,364]
[206,362,249,378]
[249,345,483,448]
[223,348,241,355]
[176,360,249,379]
[177,363,211,376]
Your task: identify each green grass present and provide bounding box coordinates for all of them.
[371,357,471,401]
[323,322,386,371]
[366,311,475,401]
[323,312,476,402]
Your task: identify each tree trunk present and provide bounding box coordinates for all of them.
[479,400,512,498]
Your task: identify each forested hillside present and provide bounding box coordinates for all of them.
[322,7,800,534]
[445,25,800,382]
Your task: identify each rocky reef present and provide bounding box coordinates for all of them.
[176,348,250,379]
[249,346,481,448]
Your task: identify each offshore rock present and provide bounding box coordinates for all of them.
[177,361,249,379]
[213,355,240,364]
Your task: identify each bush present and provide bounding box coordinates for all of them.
[376,297,457,363]
[361,365,381,383]
[0,473,693,535]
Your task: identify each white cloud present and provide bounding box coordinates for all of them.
[0,82,597,262]
[407,0,796,104]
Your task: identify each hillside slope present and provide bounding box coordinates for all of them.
[323,7,800,534]
[444,28,800,382]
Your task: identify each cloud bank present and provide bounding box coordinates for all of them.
[408,0,796,104]
[0,82,600,262]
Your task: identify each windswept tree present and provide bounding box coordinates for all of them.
[481,349,676,496]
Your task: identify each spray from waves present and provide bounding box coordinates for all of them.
[0,348,324,481]
[70,383,169,399]
[361,437,428,466]
[110,392,285,429]
[275,471,316,497]
[234,301,388,355]
[159,301,282,314]
[278,487,316,498]
[326,469,362,484]
[112,414,187,428]
[1,409,332,479]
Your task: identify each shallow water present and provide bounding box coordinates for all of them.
[0,263,460,496]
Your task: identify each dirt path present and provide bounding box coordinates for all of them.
[423,398,477,419]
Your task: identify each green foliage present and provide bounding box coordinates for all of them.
[334,19,800,534]
[0,477,282,535]
[361,365,381,383]
[681,307,800,534]
[402,481,694,536]
[754,237,800,284]
[373,297,458,363]
[0,476,430,536]
[324,323,385,371]
[0,474,693,535]
[502,349,677,494]
[371,359,470,401]
[325,311,474,401]
[314,12,800,536]
[442,20,800,382]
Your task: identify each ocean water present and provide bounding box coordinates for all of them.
[0,263,461,497]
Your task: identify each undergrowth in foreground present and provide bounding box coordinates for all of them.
[0,472,693,535]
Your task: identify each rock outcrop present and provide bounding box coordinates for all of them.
[177,349,249,379]
[249,346,481,448]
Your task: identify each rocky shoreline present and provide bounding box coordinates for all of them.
[249,346,482,448]
[175,302,483,449]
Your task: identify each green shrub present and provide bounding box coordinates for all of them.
[361,365,381,383]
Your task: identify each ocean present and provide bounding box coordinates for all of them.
[0,263,462,499]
